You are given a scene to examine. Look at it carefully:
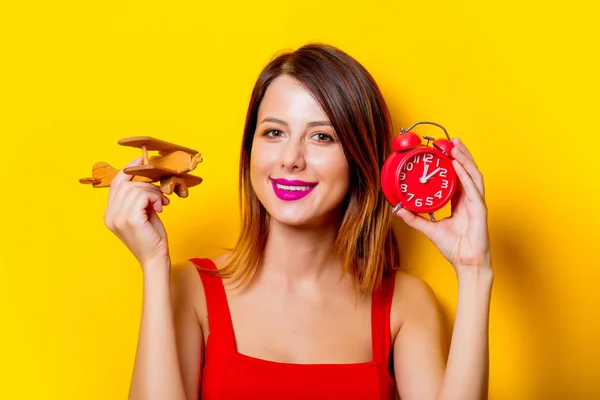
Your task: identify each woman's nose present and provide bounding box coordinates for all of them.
[279,140,306,171]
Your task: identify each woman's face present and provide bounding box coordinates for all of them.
[250,75,350,227]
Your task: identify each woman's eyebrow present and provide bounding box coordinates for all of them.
[307,120,332,128]
[260,117,288,126]
[259,117,332,128]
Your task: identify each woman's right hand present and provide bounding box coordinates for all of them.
[103,157,172,269]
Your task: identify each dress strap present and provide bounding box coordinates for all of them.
[371,271,396,366]
[189,258,236,352]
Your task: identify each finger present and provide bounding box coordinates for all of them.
[108,157,143,205]
[136,187,169,212]
[112,181,164,211]
[452,138,475,163]
[130,186,168,214]
[451,146,485,197]
[394,206,436,239]
[145,187,169,213]
[452,159,485,207]
[111,157,143,187]
[116,187,165,229]
[450,179,465,213]
[110,184,167,229]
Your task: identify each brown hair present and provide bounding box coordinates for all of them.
[219,43,400,294]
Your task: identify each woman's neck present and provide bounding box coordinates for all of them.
[258,218,341,284]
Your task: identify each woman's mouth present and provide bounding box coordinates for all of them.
[270,178,318,201]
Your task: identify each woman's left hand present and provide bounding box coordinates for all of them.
[394,138,491,272]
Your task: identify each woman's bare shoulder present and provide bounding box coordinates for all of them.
[170,251,231,283]
[390,270,442,335]
[169,260,206,319]
[392,270,438,302]
[169,252,232,318]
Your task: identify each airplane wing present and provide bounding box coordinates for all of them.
[118,136,199,155]
[123,164,181,181]
[79,177,101,185]
[179,173,203,187]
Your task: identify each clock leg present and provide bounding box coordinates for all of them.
[428,212,436,222]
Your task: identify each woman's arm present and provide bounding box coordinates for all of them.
[101,162,204,399]
[129,259,204,400]
[392,266,493,400]
[392,137,493,399]
[438,266,493,399]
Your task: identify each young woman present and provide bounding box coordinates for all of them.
[104,43,493,400]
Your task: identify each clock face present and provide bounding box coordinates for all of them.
[396,148,456,213]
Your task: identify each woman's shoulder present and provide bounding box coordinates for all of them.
[177,252,231,270]
[172,252,230,274]
[389,270,443,336]
[391,270,438,305]
[169,252,231,322]
[171,251,231,287]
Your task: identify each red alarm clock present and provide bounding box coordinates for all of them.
[381,121,457,221]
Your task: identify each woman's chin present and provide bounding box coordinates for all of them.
[269,212,313,227]
[265,204,323,228]
[260,194,342,229]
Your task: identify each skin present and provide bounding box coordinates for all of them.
[112,75,492,400]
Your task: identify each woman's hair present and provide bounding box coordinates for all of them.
[219,43,400,294]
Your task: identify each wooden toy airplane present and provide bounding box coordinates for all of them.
[79,136,203,198]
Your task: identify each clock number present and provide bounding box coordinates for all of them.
[413,155,420,164]
[404,162,414,171]
[441,180,448,189]
[399,172,406,181]
[400,184,407,193]
[415,198,422,207]
[436,158,440,167]
[407,193,415,202]
[434,190,443,199]
[426,197,433,206]
[439,168,447,178]
[423,154,433,164]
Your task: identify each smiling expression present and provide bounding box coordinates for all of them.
[249,75,351,227]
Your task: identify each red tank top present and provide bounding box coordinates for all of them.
[191,258,397,399]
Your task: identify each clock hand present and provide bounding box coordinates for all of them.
[424,167,441,180]
[420,164,430,183]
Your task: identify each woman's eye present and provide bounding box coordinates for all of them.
[312,133,334,142]
[264,129,284,138]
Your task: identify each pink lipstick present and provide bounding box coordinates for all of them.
[270,178,317,201]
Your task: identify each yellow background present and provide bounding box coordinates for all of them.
[1,1,598,399]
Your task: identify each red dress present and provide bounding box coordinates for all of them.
[190,258,397,399]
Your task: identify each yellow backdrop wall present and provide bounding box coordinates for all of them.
[1,1,598,399]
